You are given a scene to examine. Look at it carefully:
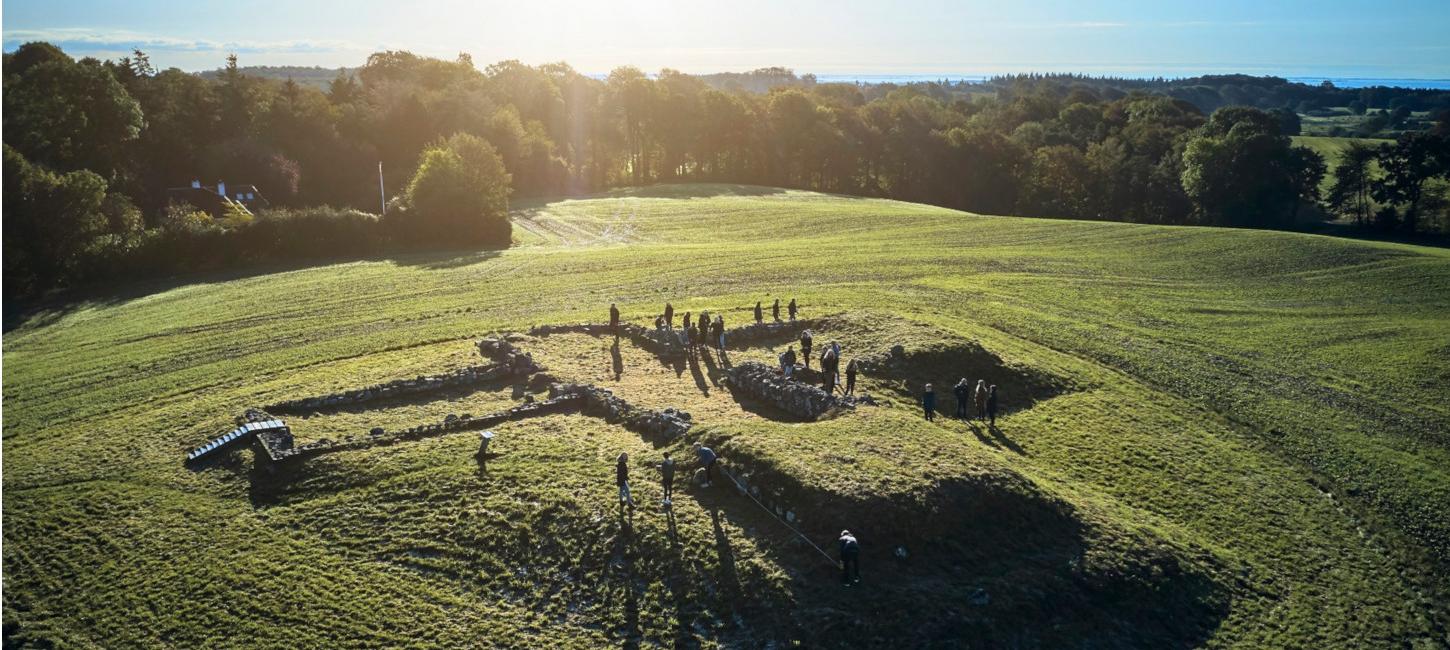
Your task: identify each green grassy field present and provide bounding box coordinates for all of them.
[5,184,1449,647]
[1291,135,1395,196]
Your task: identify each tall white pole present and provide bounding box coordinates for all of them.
[378,161,386,215]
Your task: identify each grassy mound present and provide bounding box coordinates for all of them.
[5,184,1448,646]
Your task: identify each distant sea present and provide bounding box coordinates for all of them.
[807,73,1450,90]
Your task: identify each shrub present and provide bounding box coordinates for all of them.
[396,132,511,247]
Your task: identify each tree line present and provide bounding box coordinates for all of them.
[5,42,1449,301]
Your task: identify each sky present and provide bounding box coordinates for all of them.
[4,0,1449,78]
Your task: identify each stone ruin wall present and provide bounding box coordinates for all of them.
[243,382,694,465]
[548,382,693,444]
[267,363,528,414]
[255,394,585,463]
[723,361,874,420]
[528,318,823,359]
[214,318,860,467]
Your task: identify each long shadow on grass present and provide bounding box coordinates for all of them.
[686,351,711,396]
[681,454,1231,647]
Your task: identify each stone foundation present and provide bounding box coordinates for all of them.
[269,362,530,414]
[723,361,874,420]
[549,382,692,444]
[477,335,541,371]
[527,317,823,361]
[201,380,692,467]
[205,318,840,468]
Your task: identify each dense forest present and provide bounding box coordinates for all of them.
[5,42,1450,301]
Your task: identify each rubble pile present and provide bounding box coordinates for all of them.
[549,382,693,443]
[269,363,525,414]
[724,361,874,420]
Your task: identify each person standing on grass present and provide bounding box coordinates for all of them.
[697,315,709,355]
[830,342,842,391]
[682,312,693,350]
[974,380,989,421]
[694,443,719,488]
[953,378,970,420]
[665,303,674,329]
[821,344,838,393]
[923,383,936,421]
[845,358,859,395]
[660,451,676,506]
[617,452,635,509]
[800,330,814,369]
[779,345,797,379]
[715,315,727,353]
[987,385,999,428]
[610,303,620,338]
[839,529,861,586]
[772,299,781,322]
[754,301,764,324]
[788,298,798,321]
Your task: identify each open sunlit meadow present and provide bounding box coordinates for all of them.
[4,184,1448,647]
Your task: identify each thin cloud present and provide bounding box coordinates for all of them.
[1161,20,1263,28]
[992,21,1129,30]
[1,27,361,55]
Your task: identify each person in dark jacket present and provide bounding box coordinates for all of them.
[923,383,936,421]
[714,316,726,353]
[820,345,838,393]
[800,330,813,369]
[697,316,709,353]
[694,443,719,488]
[839,529,860,585]
[987,385,999,427]
[616,452,634,509]
[845,358,859,395]
[660,451,676,505]
[788,298,798,321]
[754,301,763,324]
[772,299,780,321]
[664,303,674,329]
[682,313,693,350]
[953,378,970,419]
[609,303,620,338]
[779,345,797,379]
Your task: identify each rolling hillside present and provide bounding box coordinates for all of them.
[5,184,1449,647]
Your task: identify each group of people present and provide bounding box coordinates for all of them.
[613,299,807,361]
[778,329,860,396]
[609,299,874,585]
[921,379,999,425]
[752,298,799,324]
[675,308,729,356]
[614,442,721,511]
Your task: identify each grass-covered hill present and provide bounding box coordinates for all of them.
[5,184,1449,647]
